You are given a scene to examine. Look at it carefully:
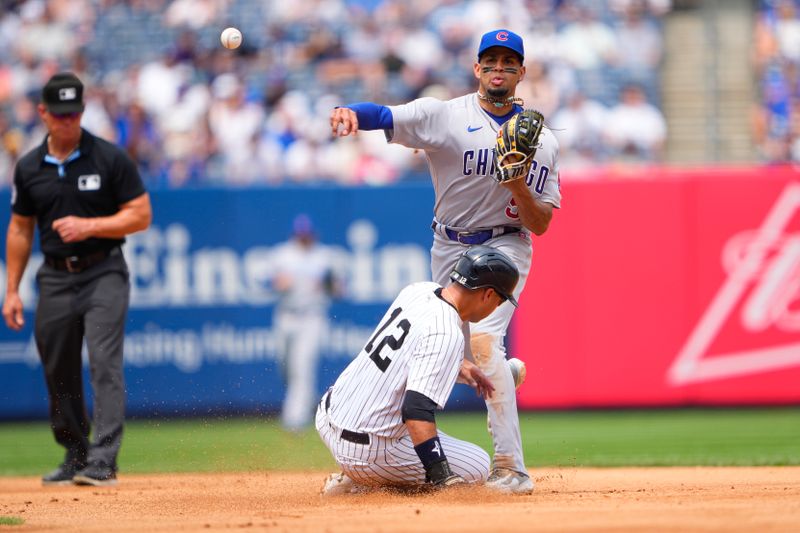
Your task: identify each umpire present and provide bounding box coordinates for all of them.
[2,72,152,486]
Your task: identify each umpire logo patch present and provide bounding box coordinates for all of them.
[78,174,101,191]
[59,87,77,101]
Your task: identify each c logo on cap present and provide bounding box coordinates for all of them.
[496,31,509,41]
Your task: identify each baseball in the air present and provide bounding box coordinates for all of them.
[220,27,242,49]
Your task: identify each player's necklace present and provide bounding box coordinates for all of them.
[477,92,524,109]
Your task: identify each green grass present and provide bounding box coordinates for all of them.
[1,408,798,476]
[446,408,800,467]
[0,516,24,526]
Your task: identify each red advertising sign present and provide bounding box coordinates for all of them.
[512,166,800,407]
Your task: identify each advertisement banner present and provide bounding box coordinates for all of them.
[2,167,798,419]
[514,166,800,407]
[0,185,491,418]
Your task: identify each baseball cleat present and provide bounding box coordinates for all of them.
[507,357,526,392]
[320,472,355,496]
[72,463,118,487]
[42,464,82,486]
[485,467,534,494]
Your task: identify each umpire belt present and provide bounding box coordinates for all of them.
[322,389,371,445]
[44,247,119,273]
[431,221,520,245]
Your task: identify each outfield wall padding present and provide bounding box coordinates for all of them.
[0,167,798,419]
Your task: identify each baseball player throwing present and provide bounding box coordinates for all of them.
[317,245,518,494]
[330,29,561,494]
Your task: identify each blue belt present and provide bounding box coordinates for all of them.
[435,223,521,245]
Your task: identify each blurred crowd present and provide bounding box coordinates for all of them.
[0,0,670,188]
[754,0,800,164]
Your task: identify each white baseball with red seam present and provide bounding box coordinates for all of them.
[220,27,242,49]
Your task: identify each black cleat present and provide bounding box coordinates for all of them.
[42,463,85,486]
[73,463,118,487]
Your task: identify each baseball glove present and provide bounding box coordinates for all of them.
[494,109,544,183]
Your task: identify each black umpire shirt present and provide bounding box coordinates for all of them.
[12,128,146,259]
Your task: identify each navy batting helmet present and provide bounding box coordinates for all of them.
[449,245,520,307]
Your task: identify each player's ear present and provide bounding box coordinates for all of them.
[482,287,496,304]
[473,62,482,80]
[489,287,506,307]
[518,64,526,83]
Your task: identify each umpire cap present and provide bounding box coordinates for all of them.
[42,72,85,114]
[450,245,519,307]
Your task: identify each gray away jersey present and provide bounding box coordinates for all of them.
[327,282,465,438]
[387,93,561,230]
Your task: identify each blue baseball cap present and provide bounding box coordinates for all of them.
[292,213,315,236]
[478,29,524,62]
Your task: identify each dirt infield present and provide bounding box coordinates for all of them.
[1,468,798,532]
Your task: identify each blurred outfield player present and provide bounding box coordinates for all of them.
[329,29,561,493]
[318,245,517,494]
[271,214,341,431]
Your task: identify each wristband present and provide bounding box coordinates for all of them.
[414,436,446,470]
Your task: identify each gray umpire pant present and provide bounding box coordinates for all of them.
[35,249,130,471]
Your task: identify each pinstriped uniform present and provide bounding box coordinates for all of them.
[315,282,490,486]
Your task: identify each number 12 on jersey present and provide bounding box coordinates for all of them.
[364,307,411,372]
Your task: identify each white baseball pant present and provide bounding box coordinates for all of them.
[275,310,327,430]
[315,393,490,487]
